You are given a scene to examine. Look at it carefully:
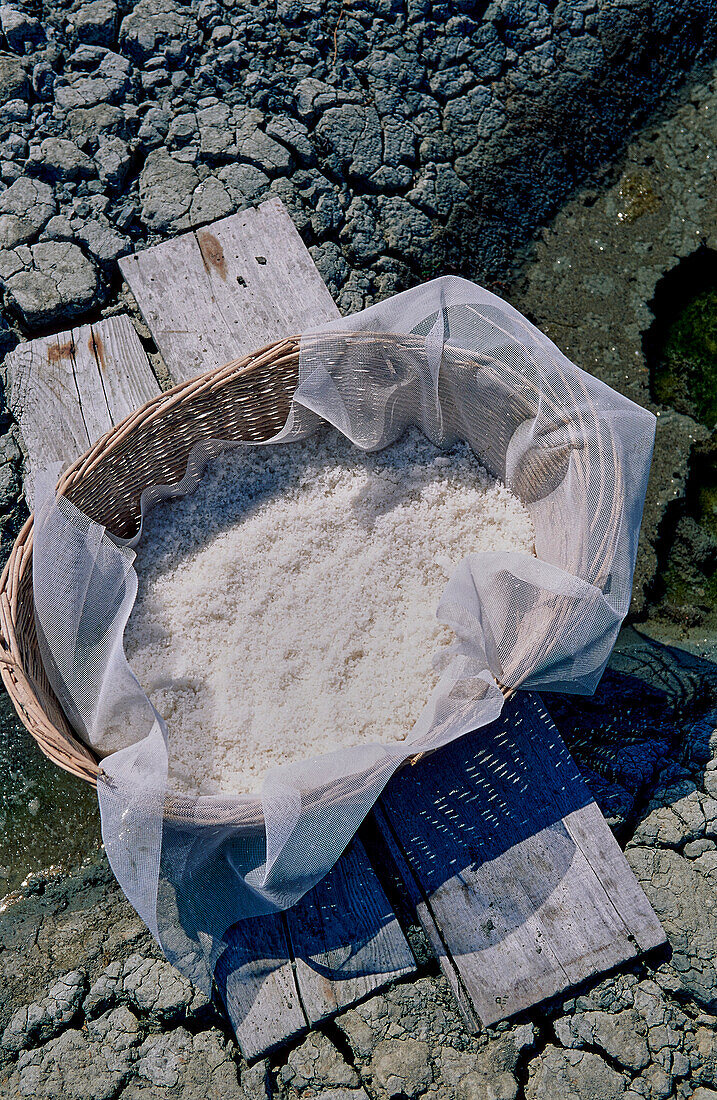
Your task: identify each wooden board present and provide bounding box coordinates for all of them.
[119,197,340,385]
[4,314,160,504]
[214,911,307,1060]
[285,835,415,1024]
[215,839,415,1060]
[376,692,666,1028]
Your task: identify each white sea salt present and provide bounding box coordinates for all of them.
[123,427,535,797]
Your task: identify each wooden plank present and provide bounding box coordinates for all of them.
[86,314,161,423]
[372,800,482,1032]
[216,839,415,1057]
[119,197,340,385]
[120,230,229,386]
[5,332,91,498]
[5,316,160,504]
[285,837,415,1024]
[214,912,307,1060]
[563,801,666,953]
[377,692,666,1027]
[204,200,341,347]
[61,324,113,446]
[194,212,296,355]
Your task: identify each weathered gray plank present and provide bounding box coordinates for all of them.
[215,839,416,1059]
[563,801,666,954]
[285,837,415,1024]
[119,197,340,385]
[372,800,483,1032]
[120,229,226,386]
[86,314,161,423]
[214,912,307,1061]
[377,692,666,1028]
[5,316,160,504]
[5,334,92,498]
[204,200,340,346]
[64,325,113,447]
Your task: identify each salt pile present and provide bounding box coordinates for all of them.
[123,427,535,796]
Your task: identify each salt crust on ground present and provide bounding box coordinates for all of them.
[123,427,535,796]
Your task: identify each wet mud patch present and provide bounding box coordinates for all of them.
[648,247,717,428]
[0,689,101,897]
[644,250,717,630]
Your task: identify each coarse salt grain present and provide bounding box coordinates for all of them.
[123,426,535,796]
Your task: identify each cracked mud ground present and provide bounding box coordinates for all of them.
[7,625,717,1100]
[3,1,717,1098]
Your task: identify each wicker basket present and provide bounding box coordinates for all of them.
[0,331,617,827]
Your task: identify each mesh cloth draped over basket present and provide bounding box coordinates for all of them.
[12,277,655,993]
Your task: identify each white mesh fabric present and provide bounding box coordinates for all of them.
[31,276,655,993]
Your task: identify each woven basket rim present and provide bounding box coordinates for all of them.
[0,328,616,831]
